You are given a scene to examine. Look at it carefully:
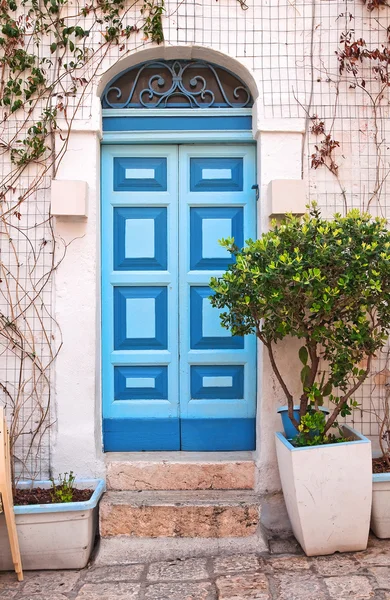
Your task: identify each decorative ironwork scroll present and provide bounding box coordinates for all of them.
[102,60,253,109]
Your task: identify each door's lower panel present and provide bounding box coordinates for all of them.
[103,417,256,451]
[103,418,180,451]
[180,418,256,451]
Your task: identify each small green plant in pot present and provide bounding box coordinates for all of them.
[50,471,76,503]
[210,205,390,555]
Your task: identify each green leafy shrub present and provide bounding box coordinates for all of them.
[210,205,390,445]
[293,410,348,447]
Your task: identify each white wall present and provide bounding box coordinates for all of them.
[49,0,390,490]
[52,129,104,478]
[254,111,305,494]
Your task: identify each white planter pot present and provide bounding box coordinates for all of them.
[275,425,372,556]
[371,472,390,538]
[0,479,105,570]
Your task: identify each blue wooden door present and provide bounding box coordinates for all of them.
[102,145,179,451]
[102,144,256,451]
[179,145,257,450]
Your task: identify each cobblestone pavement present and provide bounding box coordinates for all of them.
[2,536,390,599]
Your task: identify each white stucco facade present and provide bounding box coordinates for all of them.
[2,1,389,532]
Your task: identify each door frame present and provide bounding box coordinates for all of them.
[101,108,257,452]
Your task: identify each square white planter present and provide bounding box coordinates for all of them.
[0,479,105,570]
[371,472,390,538]
[275,425,372,556]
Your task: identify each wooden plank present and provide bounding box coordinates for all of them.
[0,407,23,580]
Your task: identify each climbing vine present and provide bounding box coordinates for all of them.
[0,0,248,482]
[301,0,390,445]
[0,0,166,481]
[306,1,390,213]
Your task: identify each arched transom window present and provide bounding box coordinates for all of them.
[102,59,253,109]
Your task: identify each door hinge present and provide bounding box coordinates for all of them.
[251,184,259,201]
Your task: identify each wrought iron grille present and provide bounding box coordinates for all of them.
[102,59,253,109]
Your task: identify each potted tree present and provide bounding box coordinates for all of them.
[210,205,390,556]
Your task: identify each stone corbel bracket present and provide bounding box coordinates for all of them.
[51,180,88,219]
[267,179,306,217]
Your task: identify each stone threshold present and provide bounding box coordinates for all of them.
[106,452,256,491]
[102,489,259,505]
[104,451,255,462]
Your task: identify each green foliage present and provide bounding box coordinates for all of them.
[0,0,168,169]
[50,471,76,503]
[293,411,347,447]
[0,0,165,171]
[210,205,390,444]
[43,0,67,15]
[11,109,57,165]
[141,0,165,45]
[299,345,308,365]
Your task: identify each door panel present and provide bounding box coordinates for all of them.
[178,145,257,451]
[102,145,179,450]
[102,143,256,452]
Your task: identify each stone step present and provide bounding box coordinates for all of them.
[105,451,255,491]
[95,533,268,565]
[99,490,260,539]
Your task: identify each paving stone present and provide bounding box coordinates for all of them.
[7,542,390,600]
[367,536,390,549]
[22,571,80,595]
[144,581,215,600]
[76,582,141,599]
[268,555,311,571]
[268,537,302,555]
[368,566,390,590]
[216,573,270,599]
[0,573,21,598]
[324,575,374,599]
[213,554,260,574]
[147,558,209,581]
[18,596,68,600]
[0,586,18,598]
[273,573,327,600]
[0,573,20,583]
[313,555,359,576]
[84,564,145,583]
[355,546,390,566]
[0,588,17,599]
